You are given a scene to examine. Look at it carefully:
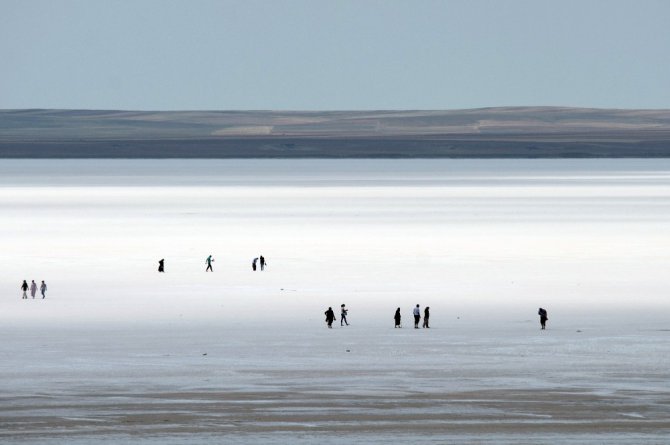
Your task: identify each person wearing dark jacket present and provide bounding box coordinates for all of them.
[325,307,336,328]
[394,308,401,328]
[422,306,430,328]
[260,255,267,271]
[538,308,548,330]
[340,304,349,326]
[158,259,165,273]
[21,280,28,299]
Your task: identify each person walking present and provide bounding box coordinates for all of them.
[413,304,421,329]
[21,280,28,299]
[260,255,267,271]
[205,255,214,272]
[252,257,258,271]
[40,280,47,299]
[538,308,548,330]
[394,308,402,328]
[423,306,430,328]
[30,280,38,299]
[158,259,165,273]
[324,307,336,329]
[340,304,349,326]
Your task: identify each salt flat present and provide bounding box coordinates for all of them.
[2,321,670,444]
[1,159,669,443]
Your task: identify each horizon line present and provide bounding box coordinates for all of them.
[3,105,670,113]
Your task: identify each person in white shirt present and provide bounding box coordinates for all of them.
[413,304,421,329]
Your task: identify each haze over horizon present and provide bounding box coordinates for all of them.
[2,0,669,111]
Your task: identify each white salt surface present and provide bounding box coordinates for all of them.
[1,159,669,443]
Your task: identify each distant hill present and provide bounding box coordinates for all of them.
[1,107,670,158]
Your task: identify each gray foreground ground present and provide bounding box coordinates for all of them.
[2,319,669,444]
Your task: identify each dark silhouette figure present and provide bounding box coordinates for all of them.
[40,281,47,299]
[394,308,401,328]
[413,304,421,328]
[205,255,213,272]
[423,306,430,328]
[260,255,267,271]
[158,259,165,273]
[538,308,548,330]
[21,280,28,299]
[340,304,349,326]
[324,307,336,328]
[252,257,258,271]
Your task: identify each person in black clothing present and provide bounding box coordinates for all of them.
[538,308,548,330]
[158,259,165,273]
[324,307,336,328]
[394,308,401,328]
[423,306,430,328]
[21,280,28,299]
[260,255,267,271]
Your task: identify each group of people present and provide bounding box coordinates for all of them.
[394,304,430,329]
[252,256,267,271]
[157,255,268,273]
[323,304,432,329]
[325,305,549,330]
[324,304,349,328]
[20,280,47,299]
[156,257,548,332]
[18,272,549,331]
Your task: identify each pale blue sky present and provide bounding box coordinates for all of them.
[1,0,668,110]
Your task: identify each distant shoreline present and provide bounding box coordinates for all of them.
[1,137,669,158]
[2,107,670,158]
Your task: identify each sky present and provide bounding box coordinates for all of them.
[1,0,669,110]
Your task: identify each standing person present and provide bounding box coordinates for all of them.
[205,255,214,272]
[423,306,430,328]
[260,255,267,271]
[40,280,47,299]
[30,280,37,299]
[394,308,402,328]
[158,259,165,273]
[252,257,258,271]
[324,307,336,329]
[21,280,28,299]
[340,304,349,326]
[538,308,548,330]
[413,304,421,329]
